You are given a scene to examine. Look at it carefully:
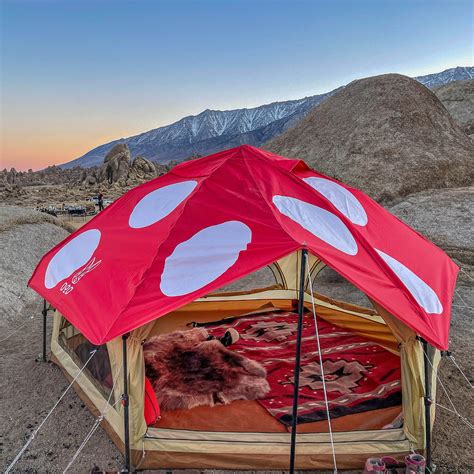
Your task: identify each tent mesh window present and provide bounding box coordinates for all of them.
[58,317,114,402]
[211,264,284,294]
[311,265,372,308]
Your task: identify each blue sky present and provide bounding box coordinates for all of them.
[1,0,473,169]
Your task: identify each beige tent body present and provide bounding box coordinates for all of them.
[50,250,439,471]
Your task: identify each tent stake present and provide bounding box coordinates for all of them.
[122,333,132,473]
[289,248,308,474]
[422,338,433,471]
[42,299,48,362]
[36,299,50,363]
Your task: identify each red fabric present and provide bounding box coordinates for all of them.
[144,377,161,425]
[207,311,401,425]
[28,145,457,349]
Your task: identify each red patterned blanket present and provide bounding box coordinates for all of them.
[207,310,401,425]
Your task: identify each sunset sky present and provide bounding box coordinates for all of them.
[1,0,472,171]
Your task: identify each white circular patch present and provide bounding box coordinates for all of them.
[376,249,443,314]
[160,221,252,296]
[129,180,198,229]
[272,195,358,255]
[45,229,101,289]
[303,177,368,226]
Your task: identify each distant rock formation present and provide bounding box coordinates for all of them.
[103,143,132,184]
[130,156,156,178]
[434,79,474,136]
[81,143,163,188]
[0,147,159,208]
[0,165,86,202]
[0,165,85,188]
[0,142,172,207]
[266,74,474,202]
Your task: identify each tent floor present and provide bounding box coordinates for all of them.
[153,398,402,433]
[149,300,402,435]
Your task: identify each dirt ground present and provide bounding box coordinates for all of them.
[0,217,473,473]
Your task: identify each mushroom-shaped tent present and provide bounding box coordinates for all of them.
[30,145,457,348]
[28,145,457,471]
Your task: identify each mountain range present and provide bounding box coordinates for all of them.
[62,66,474,169]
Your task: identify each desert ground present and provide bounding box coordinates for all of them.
[0,204,472,473]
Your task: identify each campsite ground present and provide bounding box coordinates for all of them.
[0,207,473,472]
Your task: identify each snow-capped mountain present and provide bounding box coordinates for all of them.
[62,66,473,168]
[62,92,336,168]
[415,66,473,88]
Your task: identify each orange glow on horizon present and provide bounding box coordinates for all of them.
[1,108,188,172]
[2,146,82,171]
[1,128,135,172]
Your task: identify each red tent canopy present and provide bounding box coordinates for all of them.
[29,145,458,349]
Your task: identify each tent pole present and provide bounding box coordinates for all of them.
[289,248,308,474]
[422,338,433,471]
[122,333,132,473]
[42,299,47,362]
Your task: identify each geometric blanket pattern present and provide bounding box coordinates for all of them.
[207,311,402,425]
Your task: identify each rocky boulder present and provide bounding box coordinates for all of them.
[130,156,156,177]
[81,146,162,189]
[6,168,17,183]
[102,143,131,184]
[0,206,70,324]
[83,174,97,186]
[266,74,474,202]
[434,79,474,136]
[0,181,26,200]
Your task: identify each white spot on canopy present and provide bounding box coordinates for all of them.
[272,195,358,255]
[303,177,368,226]
[129,180,198,229]
[160,221,252,297]
[376,249,443,314]
[45,229,101,289]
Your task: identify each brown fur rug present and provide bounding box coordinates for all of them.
[143,328,269,411]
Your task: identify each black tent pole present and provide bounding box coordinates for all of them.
[289,248,308,474]
[122,333,132,473]
[422,338,433,471]
[42,299,48,362]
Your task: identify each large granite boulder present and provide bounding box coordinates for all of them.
[0,206,69,324]
[130,156,156,178]
[102,143,131,184]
